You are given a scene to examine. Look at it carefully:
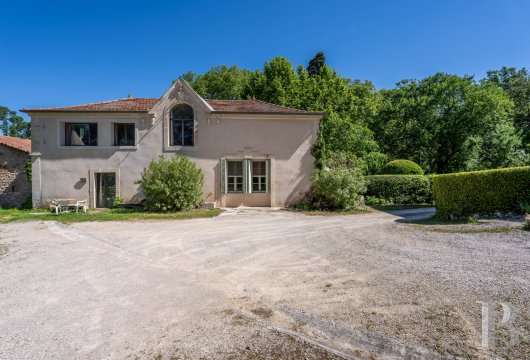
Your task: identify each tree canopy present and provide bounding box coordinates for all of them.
[0,106,30,138]
[484,67,530,148]
[181,53,530,174]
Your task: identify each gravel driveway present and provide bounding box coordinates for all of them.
[0,208,528,359]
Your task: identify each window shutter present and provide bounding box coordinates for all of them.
[247,159,253,193]
[243,159,251,194]
[220,159,227,194]
[266,159,271,193]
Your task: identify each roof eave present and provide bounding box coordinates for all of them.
[20,109,150,114]
[212,111,326,116]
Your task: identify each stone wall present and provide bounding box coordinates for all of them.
[0,144,31,208]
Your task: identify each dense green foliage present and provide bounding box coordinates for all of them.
[182,53,530,174]
[485,67,530,148]
[383,160,424,175]
[0,106,30,138]
[432,167,530,218]
[365,175,432,205]
[306,154,366,210]
[373,74,525,173]
[182,66,252,100]
[136,156,204,211]
[24,160,32,182]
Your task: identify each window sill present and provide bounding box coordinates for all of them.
[113,146,137,151]
[57,146,137,150]
[164,145,198,152]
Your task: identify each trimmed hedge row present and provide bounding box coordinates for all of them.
[365,175,433,205]
[432,166,530,218]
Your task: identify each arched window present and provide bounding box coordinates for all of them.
[171,104,194,146]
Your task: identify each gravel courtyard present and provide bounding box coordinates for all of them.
[0,208,528,359]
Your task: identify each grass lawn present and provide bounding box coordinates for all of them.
[0,208,223,224]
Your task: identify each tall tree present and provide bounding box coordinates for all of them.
[485,67,530,147]
[307,51,326,76]
[180,65,251,100]
[0,106,30,138]
[374,73,524,173]
[253,57,301,107]
[312,112,386,173]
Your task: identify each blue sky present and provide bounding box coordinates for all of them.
[1,0,529,119]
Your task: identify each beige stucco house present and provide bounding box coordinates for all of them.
[22,79,324,209]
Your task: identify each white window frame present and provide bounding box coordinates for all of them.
[64,122,98,146]
[251,160,267,193]
[112,122,136,147]
[222,158,270,195]
[226,160,244,193]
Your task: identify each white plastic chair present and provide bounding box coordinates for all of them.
[75,200,88,213]
[49,200,68,214]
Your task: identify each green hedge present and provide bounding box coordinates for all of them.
[365,175,433,205]
[432,166,530,218]
[383,160,424,175]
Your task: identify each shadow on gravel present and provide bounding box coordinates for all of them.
[376,207,437,223]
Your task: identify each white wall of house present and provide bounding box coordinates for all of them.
[28,80,321,208]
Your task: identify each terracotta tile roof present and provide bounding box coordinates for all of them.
[21,98,159,113]
[21,97,323,115]
[0,136,31,153]
[206,99,323,114]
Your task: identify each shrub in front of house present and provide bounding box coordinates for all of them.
[307,153,366,210]
[365,175,433,205]
[432,166,530,218]
[136,155,204,212]
[383,159,424,175]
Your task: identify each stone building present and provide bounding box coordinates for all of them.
[0,136,31,208]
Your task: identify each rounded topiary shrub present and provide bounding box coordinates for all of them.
[383,159,424,175]
[136,155,204,211]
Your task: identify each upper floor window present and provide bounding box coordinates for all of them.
[114,123,135,146]
[66,123,97,146]
[170,104,194,146]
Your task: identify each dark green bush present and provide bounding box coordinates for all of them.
[360,152,389,175]
[20,196,33,210]
[383,159,424,175]
[432,166,530,218]
[365,175,433,205]
[311,167,366,210]
[136,155,204,211]
[307,153,367,210]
